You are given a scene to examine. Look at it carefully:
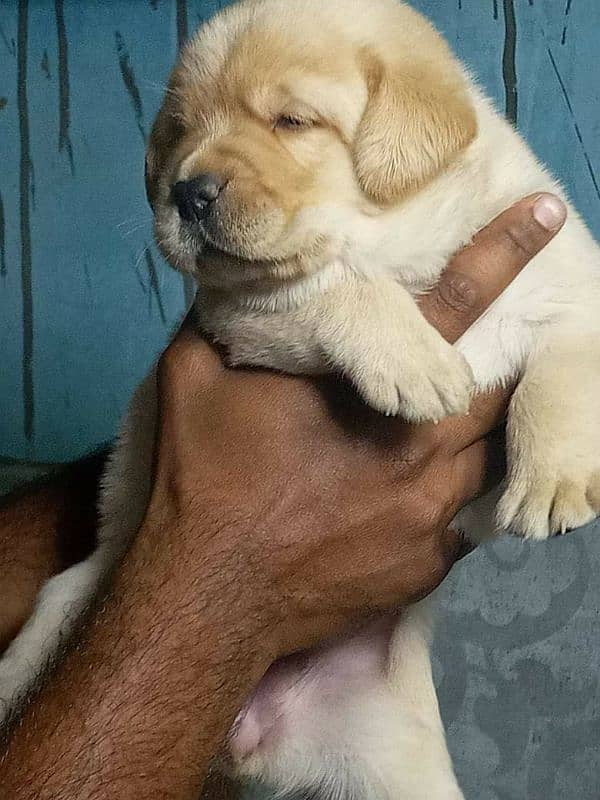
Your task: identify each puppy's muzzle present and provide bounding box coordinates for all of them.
[172,173,227,223]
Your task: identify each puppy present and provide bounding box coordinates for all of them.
[2,1,600,797]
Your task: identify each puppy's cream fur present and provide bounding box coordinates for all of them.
[3,1,600,797]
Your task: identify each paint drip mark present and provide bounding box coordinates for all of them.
[547,47,600,203]
[561,0,573,45]
[458,0,462,10]
[0,190,6,276]
[83,260,92,293]
[0,97,7,110]
[493,0,499,21]
[41,49,50,78]
[149,0,160,7]
[115,31,145,140]
[175,0,195,308]
[145,247,167,325]
[502,0,518,125]
[30,162,36,209]
[55,0,74,173]
[18,0,35,440]
[176,0,188,50]
[0,24,16,57]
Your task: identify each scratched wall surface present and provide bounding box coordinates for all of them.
[1,1,599,798]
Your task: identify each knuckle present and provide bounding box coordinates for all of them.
[392,436,436,475]
[156,345,177,384]
[158,342,190,380]
[427,497,450,532]
[501,222,539,261]
[156,352,183,402]
[435,272,480,316]
[407,486,448,532]
[157,340,214,394]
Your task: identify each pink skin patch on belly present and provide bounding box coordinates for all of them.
[230,614,399,762]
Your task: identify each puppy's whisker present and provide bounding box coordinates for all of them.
[120,222,149,239]
[116,214,141,229]
[117,213,153,241]
[132,243,150,279]
[139,80,179,97]
[140,81,187,105]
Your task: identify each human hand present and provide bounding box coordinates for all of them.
[148,192,566,658]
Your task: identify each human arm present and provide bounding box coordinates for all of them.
[0,193,566,799]
[0,452,105,653]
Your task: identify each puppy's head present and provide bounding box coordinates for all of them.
[147,0,477,289]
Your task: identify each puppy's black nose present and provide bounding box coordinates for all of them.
[172,174,226,222]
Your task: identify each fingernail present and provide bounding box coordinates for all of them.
[533,194,567,231]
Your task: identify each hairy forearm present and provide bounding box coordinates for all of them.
[0,502,271,799]
[0,452,104,653]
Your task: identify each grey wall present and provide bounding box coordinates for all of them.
[1,1,599,798]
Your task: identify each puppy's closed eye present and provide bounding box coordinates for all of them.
[274,114,318,131]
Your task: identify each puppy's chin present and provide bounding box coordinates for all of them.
[190,236,338,292]
[154,206,338,290]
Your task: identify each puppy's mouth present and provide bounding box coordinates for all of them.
[155,199,337,285]
[193,232,338,291]
[183,214,306,266]
[200,234,259,263]
[175,209,283,264]
[198,239,303,273]
[199,240,262,265]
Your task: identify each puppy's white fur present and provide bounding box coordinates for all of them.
[3,1,600,798]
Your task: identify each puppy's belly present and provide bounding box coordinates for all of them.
[229,606,462,798]
[231,617,396,765]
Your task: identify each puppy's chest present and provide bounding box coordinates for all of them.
[195,291,335,374]
[195,266,530,385]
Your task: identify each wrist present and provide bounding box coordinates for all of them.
[0,501,279,800]
[143,460,349,660]
[137,488,281,666]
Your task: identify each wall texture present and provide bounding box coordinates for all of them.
[1,1,599,798]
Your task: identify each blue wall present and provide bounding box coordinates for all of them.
[1,3,600,799]
[1,0,600,462]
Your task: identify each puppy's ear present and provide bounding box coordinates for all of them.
[354,49,477,204]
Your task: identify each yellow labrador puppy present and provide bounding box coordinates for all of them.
[2,1,600,797]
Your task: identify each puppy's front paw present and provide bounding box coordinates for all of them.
[352,334,474,421]
[497,469,600,540]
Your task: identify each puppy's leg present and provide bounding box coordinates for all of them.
[315,279,474,421]
[497,330,600,539]
[372,602,464,799]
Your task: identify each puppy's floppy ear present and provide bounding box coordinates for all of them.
[354,49,477,204]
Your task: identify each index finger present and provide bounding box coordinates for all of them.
[419,193,567,344]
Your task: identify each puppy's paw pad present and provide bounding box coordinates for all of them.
[586,471,600,512]
[357,343,474,422]
[358,376,403,417]
[497,482,551,541]
[498,475,599,540]
[551,480,597,535]
[400,352,474,423]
